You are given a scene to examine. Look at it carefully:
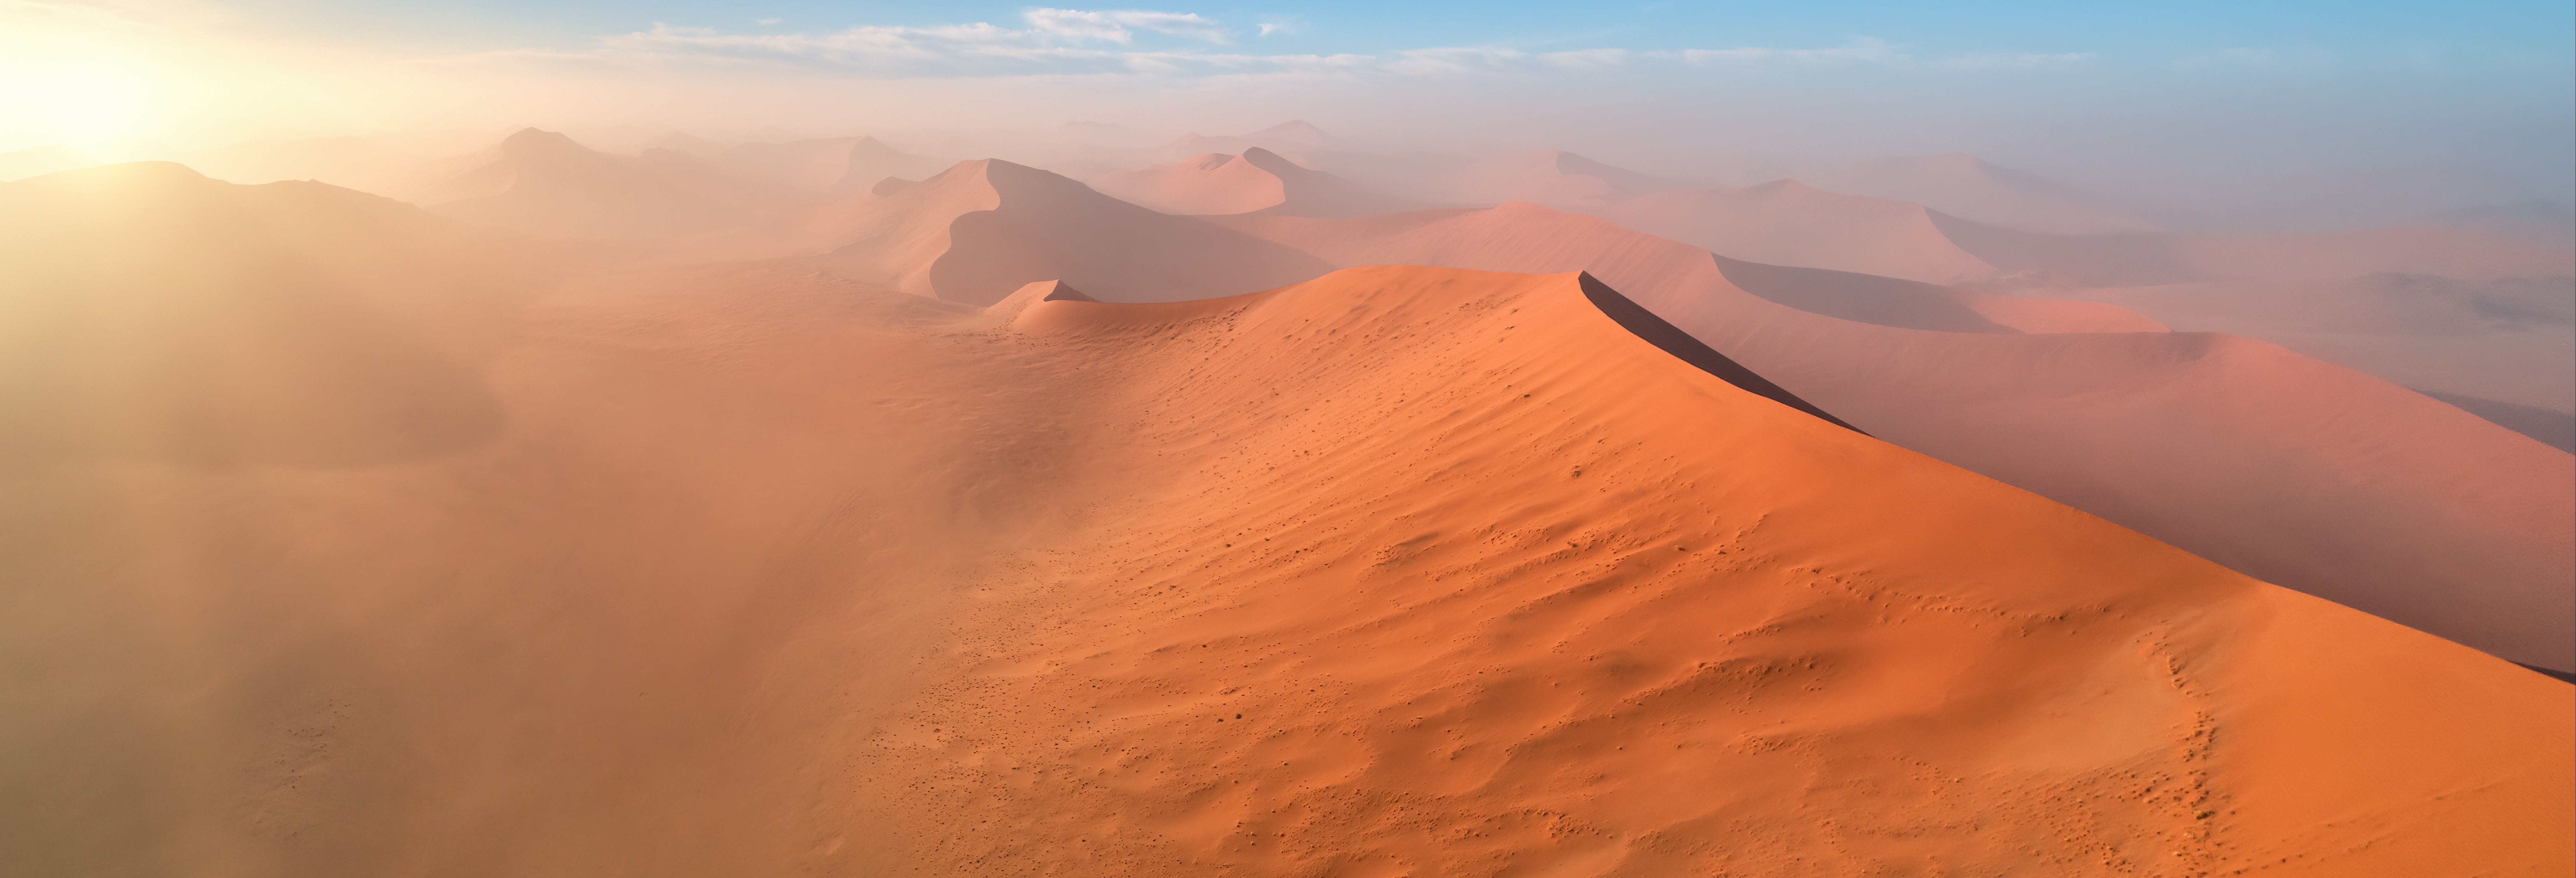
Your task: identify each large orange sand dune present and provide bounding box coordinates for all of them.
[1212,204,2576,673]
[1,165,2569,876]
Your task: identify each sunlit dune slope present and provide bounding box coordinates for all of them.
[419,128,802,239]
[0,162,558,467]
[694,157,1335,306]
[1211,204,2576,672]
[3,195,2564,875]
[861,264,2571,876]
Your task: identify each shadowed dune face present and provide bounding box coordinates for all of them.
[1,251,2566,875]
[796,159,1336,306]
[1600,180,2002,285]
[1207,204,2576,672]
[1712,255,2014,334]
[0,163,550,468]
[865,266,2571,875]
[1573,272,1867,430]
[1926,210,2205,287]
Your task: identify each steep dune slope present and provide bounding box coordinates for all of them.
[1211,205,2576,672]
[419,128,800,239]
[5,216,2565,877]
[698,158,1335,306]
[859,265,2570,875]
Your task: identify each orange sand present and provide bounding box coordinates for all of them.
[3,164,2569,877]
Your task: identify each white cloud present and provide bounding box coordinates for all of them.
[531,19,2111,85]
[1255,16,1306,38]
[1023,8,1232,44]
[1669,37,1903,66]
[2174,46,2333,71]
[1541,48,1628,70]
[1941,51,2091,70]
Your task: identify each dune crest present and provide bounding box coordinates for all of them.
[701,158,1334,305]
[852,265,2570,875]
[1209,203,2576,671]
[1089,147,1424,218]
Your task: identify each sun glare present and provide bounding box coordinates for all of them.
[41,67,148,144]
[0,64,153,147]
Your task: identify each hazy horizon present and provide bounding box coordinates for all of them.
[6,0,2572,230]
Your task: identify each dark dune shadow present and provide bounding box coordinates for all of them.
[926,160,1336,306]
[1711,255,2013,334]
[2420,390,2576,454]
[1577,272,1868,435]
[1928,211,2204,286]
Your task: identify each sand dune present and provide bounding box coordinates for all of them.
[1311,149,1677,210]
[1602,180,2002,285]
[826,137,950,192]
[167,136,433,195]
[1089,151,1288,215]
[1163,119,1328,162]
[1798,152,2161,234]
[709,136,878,190]
[2045,273,2576,412]
[2176,225,2576,281]
[1927,211,2206,286]
[0,162,557,467]
[1211,204,2576,672]
[1089,148,1425,218]
[5,186,2564,873]
[0,143,110,182]
[1595,171,2567,292]
[687,158,1333,306]
[419,128,803,239]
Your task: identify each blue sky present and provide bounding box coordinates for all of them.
[225,0,2572,66]
[5,1,2569,224]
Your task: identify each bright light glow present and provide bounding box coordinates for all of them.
[23,65,151,144]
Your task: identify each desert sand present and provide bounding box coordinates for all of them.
[1794,152,2163,234]
[418,128,805,240]
[1210,203,2576,673]
[1090,148,1423,218]
[4,156,2570,878]
[683,158,1334,306]
[1601,179,2004,285]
